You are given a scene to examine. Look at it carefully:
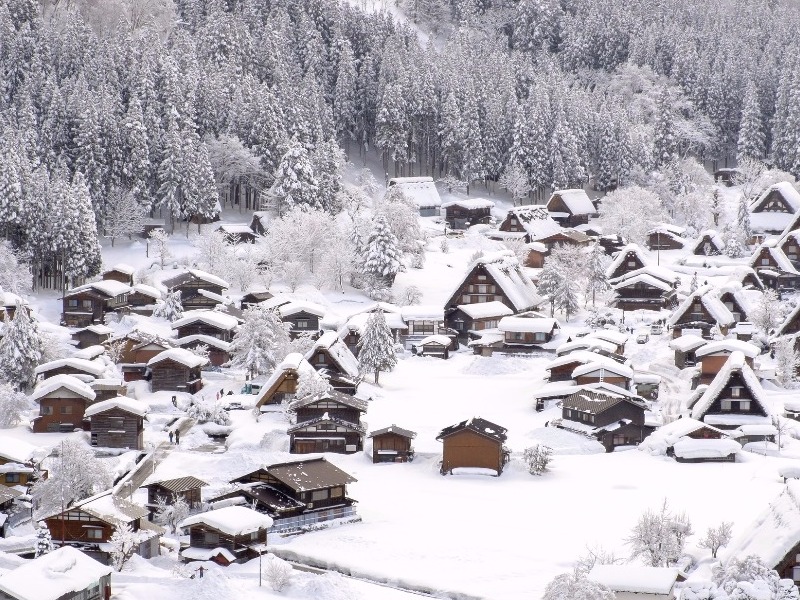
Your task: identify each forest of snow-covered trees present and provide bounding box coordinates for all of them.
[1,0,800,288]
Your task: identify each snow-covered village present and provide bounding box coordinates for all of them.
[5,0,800,599]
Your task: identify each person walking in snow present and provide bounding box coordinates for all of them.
[168,431,174,444]
[175,429,180,445]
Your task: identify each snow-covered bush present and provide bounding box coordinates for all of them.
[148,229,172,267]
[699,522,733,559]
[439,238,449,253]
[187,400,231,426]
[0,382,34,427]
[626,500,692,567]
[110,523,146,571]
[523,445,552,476]
[263,555,293,592]
[397,285,422,307]
[34,521,52,557]
[154,495,190,534]
[542,568,615,600]
[153,291,184,322]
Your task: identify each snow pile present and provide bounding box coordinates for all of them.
[588,565,678,595]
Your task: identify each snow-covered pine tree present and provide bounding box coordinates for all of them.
[553,273,580,321]
[737,81,765,163]
[269,139,320,213]
[228,304,291,377]
[498,162,532,206]
[585,243,609,306]
[737,195,753,246]
[690,272,699,293]
[709,188,722,227]
[153,291,184,322]
[363,216,403,285]
[357,310,396,384]
[157,125,185,231]
[537,259,564,317]
[653,88,677,167]
[104,187,146,246]
[550,102,584,189]
[333,39,357,151]
[312,140,347,213]
[375,81,409,175]
[0,381,33,427]
[34,522,52,557]
[0,302,43,390]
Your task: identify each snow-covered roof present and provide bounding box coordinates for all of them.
[695,339,760,359]
[547,351,623,372]
[175,335,232,351]
[108,263,136,275]
[401,305,444,321]
[306,331,359,378]
[693,229,724,253]
[609,264,679,287]
[751,211,796,234]
[668,286,735,328]
[35,358,106,378]
[673,437,741,459]
[440,198,495,210]
[734,423,778,436]
[277,300,326,319]
[147,348,209,369]
[585,329,628,347]
[1,290,25,308]
[556,338,618,356]
[65,491,149,526]
[690,351,770,420]
[669,335,707,353]
[188,269,229,289]
[752,181,800,212]
[30,374,96,402]
[751,244,800,274]
[67,279,131,299]
[387,177,441,208]
[572,361,634,379]
[84,396,147,418]
[606,244,648,277]
[547,189,596,216]
[217,224,256,235]
[645,418,729,448]
[647,223,686,236]
[0,437,38,464]
[588,565,678,595]
[78,324,113,336]
[777,302,800,336]
[481,253,542,312]
[418,335,452,346]
[456,301,514,320]
[171,310,239,331]
[503,206,562,239]
[0,546,112,600]
[611,273,673,292]
[179,505,273,535]
[498,315,559,334]
[181,547,237,562]
[132,283,161,299]
[724,481,800,569]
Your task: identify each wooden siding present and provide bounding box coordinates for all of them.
[33,394,89,433]
[441,429,504,474]
[150,360,203,393]
[608,251,646,279]
[62,291,105,327]
[187,523,266,554]
[372,432,413,463]
[295,403,361,424]
[445,264,519,312]
[444,206,492,229]
[698,371,766,427]
[175,323,233,341]
[291,430,363,454]
[648,232,684,250]
[90,408,143,450]
[72,330,110,349]
[574,375,629,388]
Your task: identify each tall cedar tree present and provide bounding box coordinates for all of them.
[228,304,292,377]
[363,215,403,284]
[357,310,397,384]
[0,302,42,389]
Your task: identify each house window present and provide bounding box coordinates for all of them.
[4,473,20,483]
[564,409,572,418]
[484,320,497,329]
[533,332,547,342]
[317,423,335,431]
[477,285,488,294]
[477,275,487,281]
[461,295,470,303]
[627,260,636,267]
[731,387,742,398]
[453,320,464,331]
[82,300,93,308]
[109,417,125,428]
[311,489,329,501]
[330,486,343,498]
[761,258,770,266]
[68,299,78,308]
[250,532,259,541]
[739,400,751,411]
[513,332,524,340]
[296,319,309,329]
[315,354,326,365]
[61,405,72,414]
[204,532,219,545]
[86,528,103,540]
[42,406,53,415]
[721,400,733,411]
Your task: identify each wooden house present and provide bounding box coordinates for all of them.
[240,290,273,309]
[369,425,416,463]
[717,283,751,323]
[43,492,162,563]
[102,263,135,286]
[387,176,441,216]
[750,181,800,235]
[61,280,131,327]
[523,242,548,268]
[610,271,677,311]
[0,546,112,600]
[447,301,513,342]
[35,357,106,381]
[172,310,239,342]
[669,335,706,369]
[304,331,361,395]
[0,438,40,488]
[546,352,624,383]
[750,243,800,290]
[584,330,629,355]
[71,324,113,349]
[588,565,679,600]
[178,506,272,565]
[643,418,737,463]
[722,480,800,584]
[30,375,96,433]
[689,351,771,429]
[535,228,592,250]
[117,334,175,382]
[695,339,760,385]
[498,314,561,349]
[444,251,542,334]
[215,224,257,244]
[400,305,446,348]
[558,389,653,452]
[780,230,800,268]
[277,301,326,339]
[494,206,562,244]
[572,361,634,390]
[126,284,161,315]
[85,397,146,450]
[667,286,735,338]
[606,244,649,280]
[0,486,22,536]
[437,417,509,476]
[162,269,229,312]
[414,335,453,359]
[647,224,687,251]
[777,302,800,337]
[89,379,127,403]
[692,229,725,256]
[288,414,365,454]
[215,458,357,532]
[176,335,231,367]
[546,189,597,227]
[441,198,494,229]
[0,291,26,322]
[145,476,208,510]
[254,353,321,408]
[147,348,207,394]
[289,390,367,425]
[338,304,406,356]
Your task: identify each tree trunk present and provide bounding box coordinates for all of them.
[374,370,379,385]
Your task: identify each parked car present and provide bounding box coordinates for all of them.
[636,332,650,344]
[650,323,664,335]
[240,382,263,395]
[224,401,244,411]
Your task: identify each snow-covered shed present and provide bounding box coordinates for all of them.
[144,475,208,509]
[0,545,112,600]
[84,396,147,450]
[498,314,561,348]
[147,348,208,394]
[441,198,494,229]
[669,334,707,368]
[695,339,760,384]
[689,351,772,429]
[639,417,738,462]
[161,269,229,312]
[588,565,679,600]
[436,417,509,476]
[0,289,27,322]
[304,331,360,395]
[415,334,454,359]
[254,352,322,408]
[277,300,326,338]
[171,309,239,342]
[546,189,597,227]
[692,229,725,256]
[387,176,442,216]
[179,506,273,565]
[606,244,649,280]
[70,324,113,349]
[102,263,136,286]
[30,374,96,434]
[668,286,735,339]
[647,224,687,251]
[215,223,257,243]
[35,357,107,381]
[571,361,634,389]
[369,425,416,463]
[493,206,562,244]
[61,280,131,327]
[0,438,40,488]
